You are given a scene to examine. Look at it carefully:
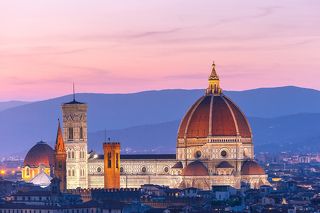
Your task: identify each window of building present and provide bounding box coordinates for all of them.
[80,127,84,139]
[107,152,112,168]
[26,167,30,176]
[195,150,202,159]
[80,151,85,159]
[72,151,75,159]
[221,150,227,157]
[142,167,146,173]
[68,127,73,140]
[164,167,169,173]
[116,153,119,169]
[72,169,75,176]
[58,161,62,169]
[81,169,85,176]
[68,151,71,159]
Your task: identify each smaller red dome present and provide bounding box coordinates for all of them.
[24,141,54,168]
[241,161,265,175]
[182,161,209,176]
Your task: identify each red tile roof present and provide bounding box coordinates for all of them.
[23,141,54,168]
[178,94,251,140]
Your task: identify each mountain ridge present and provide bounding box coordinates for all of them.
[87,112,320,155]
[1,86,320,157]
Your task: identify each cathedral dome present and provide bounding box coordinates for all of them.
[177,62,251,141]
[24,141,54,168]
[241,161,265,175]
[182,161,209,176]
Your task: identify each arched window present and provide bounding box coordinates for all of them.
[80,151,85,159]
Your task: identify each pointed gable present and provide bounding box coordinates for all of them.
[55,120,65,153]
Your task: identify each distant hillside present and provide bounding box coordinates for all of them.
[0,101,29,112]
[87,114,320,155]
[89,121,179,154]
[226,86,320,118]
[1,86,320,156]
[250,114,320,153]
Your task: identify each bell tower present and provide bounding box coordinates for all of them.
[54,120,67,192]
[103,142,120,189]
[62,90,88,189]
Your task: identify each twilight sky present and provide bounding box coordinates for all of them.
[0,0,320,101]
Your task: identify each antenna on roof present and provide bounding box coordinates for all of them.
[73,82,76,101]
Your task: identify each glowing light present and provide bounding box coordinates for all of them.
[272,177,282,182]
[0,170,6,175]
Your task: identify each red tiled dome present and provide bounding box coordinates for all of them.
[241,161,265,175]
[178,94,251,139]
[182,161,209,176]
[24,141,54,168]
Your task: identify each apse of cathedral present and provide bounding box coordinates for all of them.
[22,62,269,190]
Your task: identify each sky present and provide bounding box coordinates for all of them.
[0,0,320,101]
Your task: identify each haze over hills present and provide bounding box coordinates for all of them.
[1,86,320,157]
[0,101,29,112]
[88,114,320,154]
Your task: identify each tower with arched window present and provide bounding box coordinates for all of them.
[62,96,88,189]
[103,142,121,189]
